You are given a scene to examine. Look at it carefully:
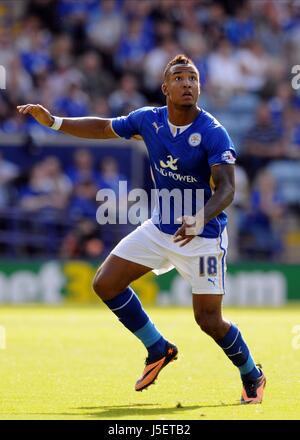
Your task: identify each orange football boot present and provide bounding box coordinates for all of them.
[241,368,266,404]
[135,342,178,391]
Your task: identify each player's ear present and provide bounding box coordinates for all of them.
[161,82,168,96]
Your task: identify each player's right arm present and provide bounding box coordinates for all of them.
[17,104,117,139]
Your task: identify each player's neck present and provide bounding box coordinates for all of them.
[167,104,201,126]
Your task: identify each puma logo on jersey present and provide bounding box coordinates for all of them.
[152,122,164,134]
[159,155,179,171]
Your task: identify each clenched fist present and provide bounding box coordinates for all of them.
[17,104,54,127]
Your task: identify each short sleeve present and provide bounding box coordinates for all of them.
[205,125,237,166]
[111,107,148,139]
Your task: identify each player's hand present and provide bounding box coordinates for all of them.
[173,214,204,247]
[17,104,54,127]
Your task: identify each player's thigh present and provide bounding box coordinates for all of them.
[168,230,228,296]
[93,222,166,298]
[93,253,152,299]
[192,294,223,321]
[192,231,228,295]
[111,219,167,271]
[168,250,226,296]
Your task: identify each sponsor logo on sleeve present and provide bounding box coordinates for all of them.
[221,150,236,164]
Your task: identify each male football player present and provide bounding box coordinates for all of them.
[18,54,266,404]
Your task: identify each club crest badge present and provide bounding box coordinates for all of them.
[188,132,202,147]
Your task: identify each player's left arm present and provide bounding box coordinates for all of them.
[203,163,235,224]
[173,164,235,246]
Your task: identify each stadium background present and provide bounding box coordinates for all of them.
[0,0,300,306]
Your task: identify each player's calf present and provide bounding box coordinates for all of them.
[92,255,174,389]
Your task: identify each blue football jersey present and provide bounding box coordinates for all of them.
[112,106,236,238]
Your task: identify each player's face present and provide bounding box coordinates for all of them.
[163,65,200,107]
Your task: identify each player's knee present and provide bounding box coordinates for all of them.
[92,268,126,301]
[92,269,114,300]
[92,270,103,297]
[195,312,222,338]
[197,318,216,336]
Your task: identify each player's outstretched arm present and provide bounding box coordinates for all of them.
[17,104,118,139]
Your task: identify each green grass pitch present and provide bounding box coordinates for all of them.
[0,305,299,420]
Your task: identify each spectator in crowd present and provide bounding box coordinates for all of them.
[224,3,254,46]
[87,0,124,57]
[42,156,73,199]
[0,28,14,67]
[143,38,179,99]
[287,108,300,159]
[227,164,250,261]
[69,178,98,221]
[199,2,226,46]
[108,73,146,116]
[207,38,244,99]
[116,18,152,72]
[6,56,33,107]
[60,218,104,258]
[67,149,97,185]
[53,81,90,117]
[268,81,294,133]
[177,15,203,55]
[97,156,127,194]
[46,56,84,106]
[80,51,115,98]
[238,170,285,259]
[26,0,60,32]
[51,33,73,65]
[57,0,98,23]
[254,1,286,56]
[19,159,69,214]
[0,153,19,207]
[92,96,111,118]
[1,109,28,135]
[185,37,209,90]
[19,29,52,77]
[236,40,273,93]
[242,102,287,180]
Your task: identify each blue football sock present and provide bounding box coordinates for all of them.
[217,323,261,381]
[104,287,167,360]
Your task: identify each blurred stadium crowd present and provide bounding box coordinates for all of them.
[0,0,300,262]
